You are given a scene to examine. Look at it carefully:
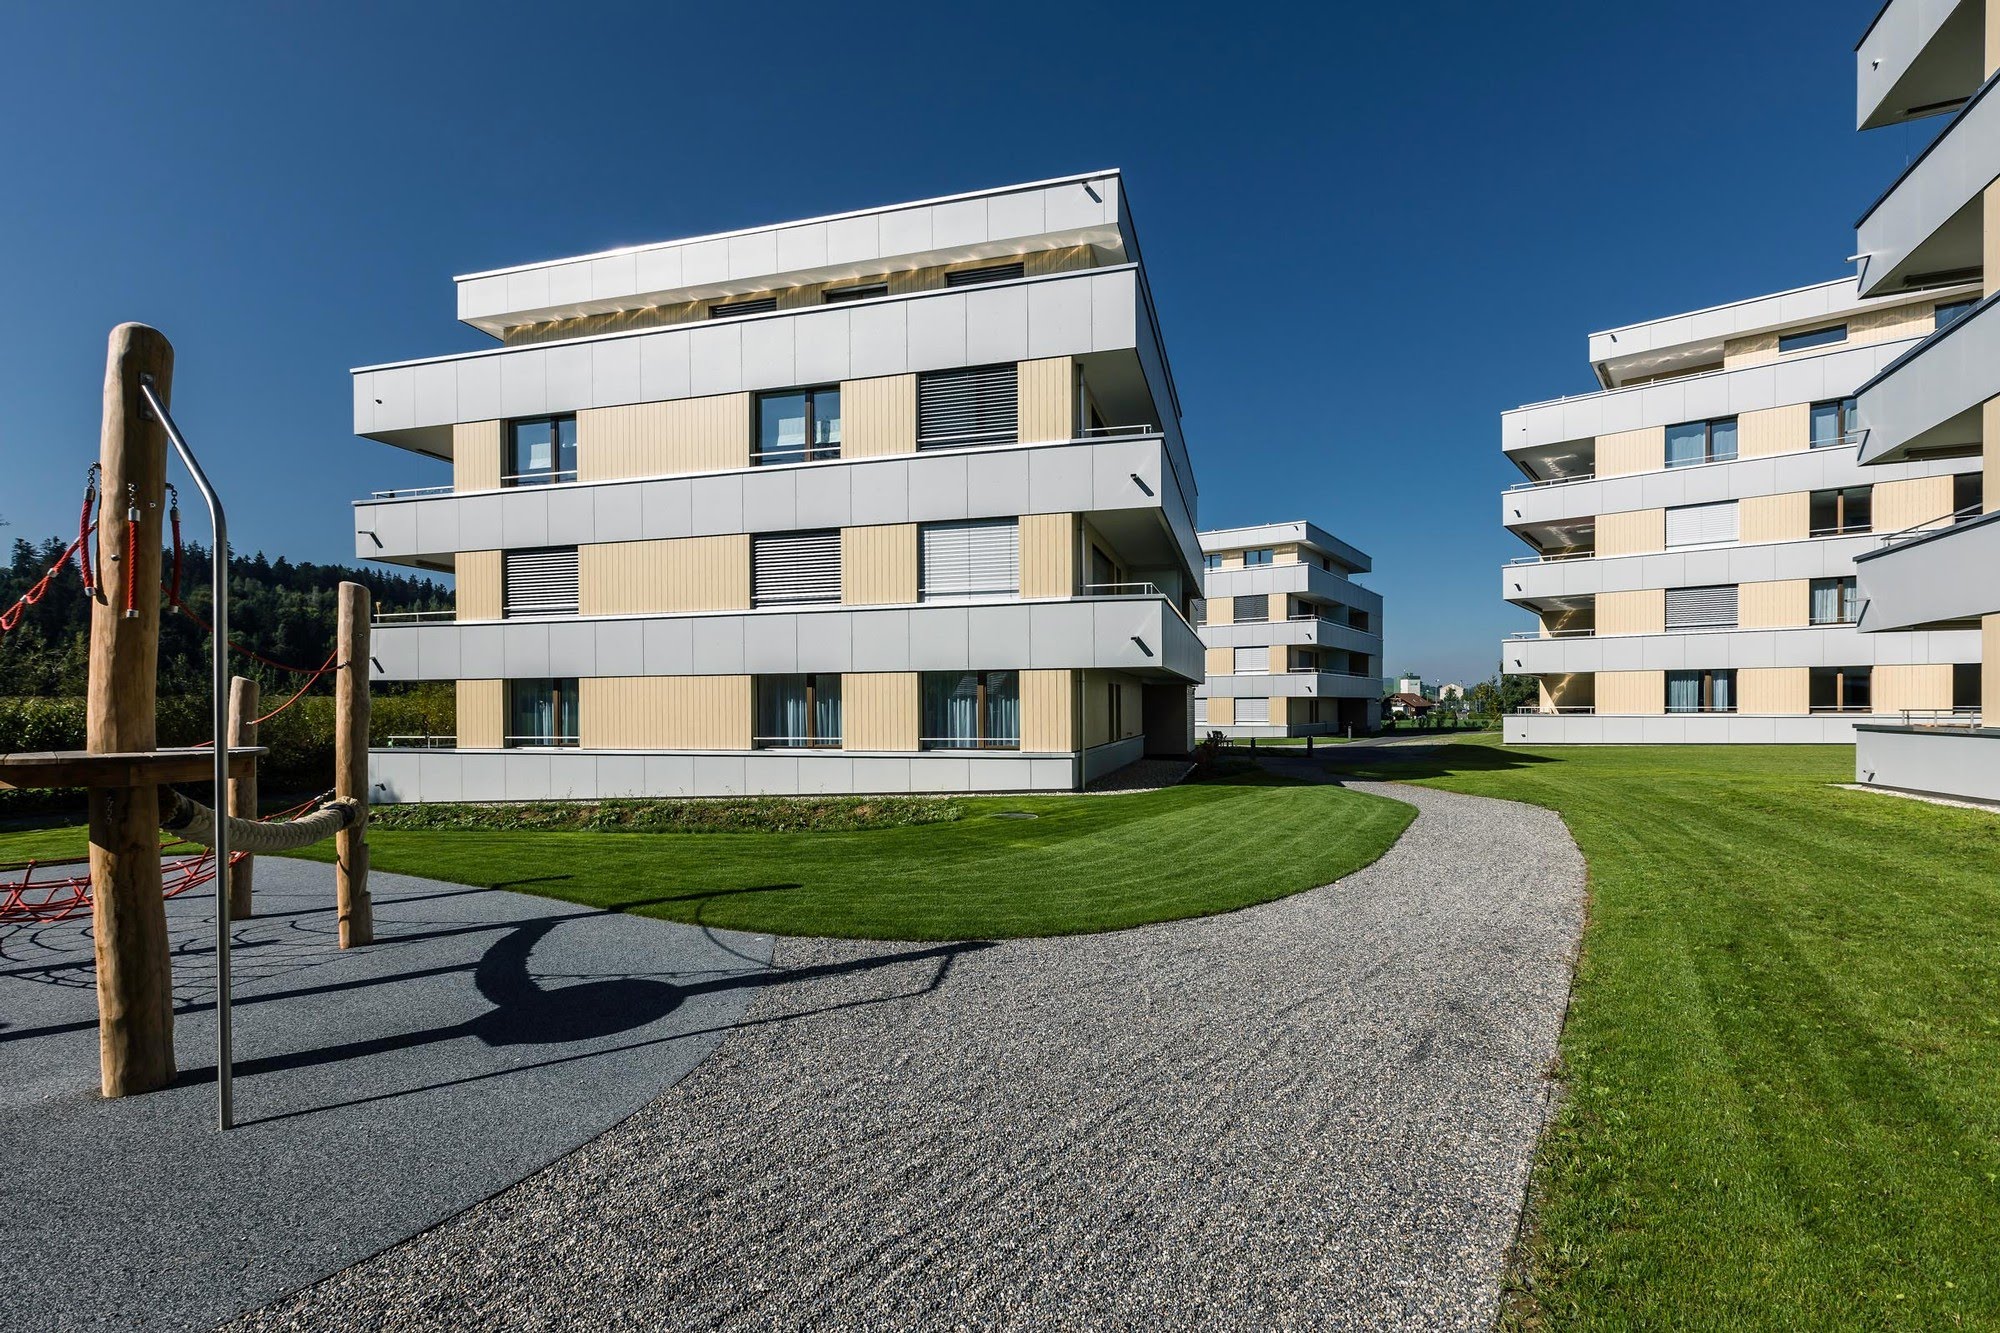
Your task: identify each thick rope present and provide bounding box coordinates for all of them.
[160,790,364,853]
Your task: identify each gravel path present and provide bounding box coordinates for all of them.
[235,779,1585,1331]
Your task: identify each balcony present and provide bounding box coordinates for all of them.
[354,433,1199,587]
[1857,72,2000,296]
[1200,668,1381,702]
[1854,504,2000,629]
[1855,289,2000,463]
[1507,712,1886,745]
[1857,0,1984,131]
[367,592,1206,688]
[1503,534,1878,606]
[1501,621,1977,675]
[1200,559,1383,621]
[1854,722,2000,804]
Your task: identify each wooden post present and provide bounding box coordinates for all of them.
[226,676,258,920]
[88,324,176,1098]
[335,582,373,947]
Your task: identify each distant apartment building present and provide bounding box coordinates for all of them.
[1195,522,1382,737]
[347,172,1205,799]
[1500,275,1982,744]
[1848,0,2000,801]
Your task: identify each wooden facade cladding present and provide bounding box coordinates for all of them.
[843,672,919,750]
[1596,508,1665,556]
[577,395,751,480]
[1596,669,1664,715]
[1020,669,1075,752]
[453,422,503,490]
[1019,512,1076,598]
[456,680,504,748]
[579,535,751,614]
[843,374,917,458]
[579,677,752,749]
[840,524,917,604]
[456,551,502,620]
[1739,579,1810,628]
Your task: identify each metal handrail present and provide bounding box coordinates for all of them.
[372,608,456,624]
[1892,708,1983,728]
[384,734,457,748]
[501,468,579,486]
[1507,628,1597,640]
[138,375,233,1133]
[1809,523,1875,539]
[1082,582,1163,597]
[1515,705,1597,715]
[1507,549,1596,565]
[1874,502,1986,549]
[751,736,843,749]
[1081,422,1158,437]
[752,444,841,467]
[1506,471,1597,491]
[368,483,455,500]
[504,735,580,747]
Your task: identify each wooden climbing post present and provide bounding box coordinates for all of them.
[334,581,373,947]
[88,323,176,1098]
[226,676,258,920]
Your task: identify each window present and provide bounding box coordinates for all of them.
[1665,417,1738,468]
[506,416,576,487]
[1665,500,1739,547]
[710,296,777,318]
[1348,607,1371,633]
[1193,599,1208,626]
[1236,697,1271,724]
[1107,681,1123,740]
[755,387,842,465]
[1233,646,1268,675]
[921,671,1019,749]
[1810,666,1872,713]
[1194,698,1209,725]
[1203,553,1222,570]
[754,674,841,748]
[1810,577,1861,625]
[507,679,578,747]
[1954,663,1982,711]
[1778,324,1847,354]
[1232,594,1269,623]
[1955,471,1984,517]
[1666,669,1735,713]
[1810,486,1872,536]
[1810,398,1860,448]
[1936,297,1978,331]
[919,519,1020,601]
[751,529,841,606]
[823,283,887,304]
[917,364,1018,448]
[944,262,1025,287]
[1243,548,1274,566]
[502,547,579,618]
[1665,584,1738,630]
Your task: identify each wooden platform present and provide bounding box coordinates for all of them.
[0,748,266,790]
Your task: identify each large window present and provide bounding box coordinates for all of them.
[1810,486,1872,536]
[1665,500,1739,547]
[917,364,1018,448]
[1810,666,1872,713]
[1810,398,1860,448]
[751,529,841,606]
[1236,697,1271,724]
[754,674,841,748]
[919,519,1020,601]
[1665,584,1738,630]
[1233,646,1268,675]
[1779,324,1847,354]
[506,416,576,487]
[502,547,579,618]
[1243,548,1275,566]
[921,671,1019,750]
[755,387,841,465]
[1666,669,1735,714]
[1665,417,1738,468]
[1936,297,1978,331]
[1203,553,1222,570]
[507,679,578,747]
[1810,576,1860,625]
[1232,594,1269,623]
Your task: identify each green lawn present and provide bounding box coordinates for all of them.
[1322,736,2000,1331]
[0,773,1414,941]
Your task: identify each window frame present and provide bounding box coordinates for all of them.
[1665,668,1736,714]
[709,296,778,319]
[1809,397,1861,449]
[1664,416,1739,468]
[822,283,889,304]
[1809,576,1862,625]
[753,672,843,749]
[1935,297,1978,331]
[754,385,843,466]
[1809,486,1873,537]
[504,415,577,488]
[919,670,1021,751]
[505,678,580,748]
[1778,324,1848,354]
[943,262,1026,288]
[1243,548,1274,566]
[1810,665,1873,714]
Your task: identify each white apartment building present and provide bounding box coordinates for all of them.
[348,172,1205,800]
[1848,0,2000,801]
[1195,522,1382,737]
[1501,275,1983,744]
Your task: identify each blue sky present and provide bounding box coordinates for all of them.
[0,0,1937,684]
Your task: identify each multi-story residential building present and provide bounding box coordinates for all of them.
[1194,522,1382,737]
[1847,0,2000,801]
[1500,275,1983,744]
[347,172,1205,800]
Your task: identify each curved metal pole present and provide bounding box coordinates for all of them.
[137,375,232,1131]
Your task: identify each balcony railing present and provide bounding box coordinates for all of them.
[504,734,580,748]
[502,469,579,487]
[373,608,456,625]
[1506,628,1597,640]
[369,484,454,500]
[1514,706,1596,715]
[1886,708,1984,729]
[1874,503,1986,551]
[1508,549,1596,566]
[382,734,456,748]
[1504,436,1869,494]
[1507,472,1596,492]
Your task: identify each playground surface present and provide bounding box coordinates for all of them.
[233,777,1586,1330]
[0,861,778,1332]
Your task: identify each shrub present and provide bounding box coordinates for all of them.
[370,795,966,835]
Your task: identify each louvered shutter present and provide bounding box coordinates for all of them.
[918,365,1019,448]
[1665,585,1738,629]
[1233,647,1268,675]
[1237,697,1270,723]
[919,520,1020,600]
[711,297,777,318]
[945,262,1026,287]
[752,530,841,606]
[1665,500,1739,547]
[1194,699,1209,724]
[502,548,579,617]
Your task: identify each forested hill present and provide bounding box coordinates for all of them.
[0,537,449,696]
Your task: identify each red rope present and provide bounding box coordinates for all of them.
[75,467,99,597]
[123,486,139,621]
[0,530,91,634]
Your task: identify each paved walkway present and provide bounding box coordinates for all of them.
[0,860,785,1332]
[237,778,1587,1331]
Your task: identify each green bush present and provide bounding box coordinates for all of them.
[370,795,966,835]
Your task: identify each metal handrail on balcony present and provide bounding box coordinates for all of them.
[372,608,457,624]
[504,735,580,748]
[501,469,579,486]
[1889,708,1984,729]
[368,484,455,500]
[1507,549,1596,565]
[383,734,457,748]
[1081,422,1158,437]
[1284,666,1375,679]
[1515,705,1596,715]
[1507,628,1597,640]
[1506,471,1597,491]
[1809,524,1875,539]
[1874,503,1986,550]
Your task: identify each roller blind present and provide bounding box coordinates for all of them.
[751,530,841,606]
[1665,500,1738,547]
[1665,584,1738,629]
[1236,697,1270,723]
[1233,647,1268,675]
[1193,699,1209,724]
[502,547,578,617]
[918,364,1018,448]
[919,519,1020,600]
